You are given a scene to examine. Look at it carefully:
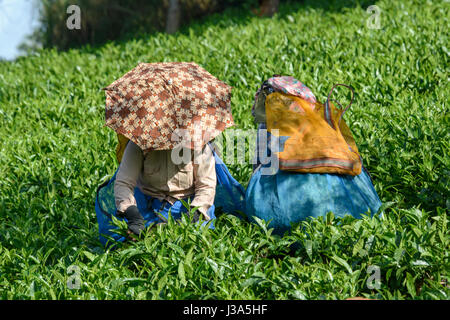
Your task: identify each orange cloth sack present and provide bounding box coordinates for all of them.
[265,84,362,175]
[115,133,129,164]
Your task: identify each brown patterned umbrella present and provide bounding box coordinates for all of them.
[103,62,234,151]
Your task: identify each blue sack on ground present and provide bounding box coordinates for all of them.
[245,76,383,235]
[245,162,382,235]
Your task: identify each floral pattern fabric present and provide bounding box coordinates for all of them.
[104,62,234,151]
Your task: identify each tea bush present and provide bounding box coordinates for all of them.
[0,0,448,299]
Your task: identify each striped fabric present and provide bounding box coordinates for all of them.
[279,157,356,171]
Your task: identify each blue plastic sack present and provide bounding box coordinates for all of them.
[246,77,382,234]
[245,162,382,235]
[95,143,245,246]
[212,145,246,215]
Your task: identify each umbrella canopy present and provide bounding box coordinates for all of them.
[103,62,234,151]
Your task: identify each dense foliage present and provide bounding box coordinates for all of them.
[0,0,448,299]
[23,0,261,52]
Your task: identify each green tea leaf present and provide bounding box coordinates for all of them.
[178,263,186,286]
[330,255,353,274]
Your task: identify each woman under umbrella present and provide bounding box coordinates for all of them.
[103,62,234,238]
